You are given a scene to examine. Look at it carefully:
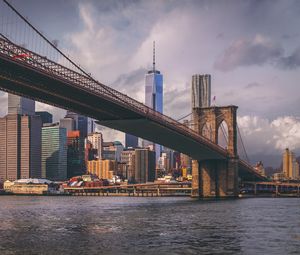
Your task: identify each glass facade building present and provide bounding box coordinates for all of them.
[144,43,163,161]
[125,133,138,148]
[145,70,163,113]
[36,111,53,125]
[41,124,67,180]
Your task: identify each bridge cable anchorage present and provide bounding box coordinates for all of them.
[237,124,250,163]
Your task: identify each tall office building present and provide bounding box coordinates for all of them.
[60,117,75,132]
[121,149,136,182]
[283,148,299,179]
[191,74,211,108]
[36,111,53,125]
[135,148,156,183]
[145,44,163,112]
[67,130,85,178]
[0,114,42,181]
[87,132,103,159]
[125,133,138,148]
[0,95,41,182]
[8,94,35,115]
[144,42,163,161]
[87,159,116,179]
[65,110,94,138]
[41,123,67,180]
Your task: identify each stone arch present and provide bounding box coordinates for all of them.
[192,105,238,157]
[217,119,228,149]
[201,122,213,141]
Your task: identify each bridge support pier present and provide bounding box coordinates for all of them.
[191,158,238,199]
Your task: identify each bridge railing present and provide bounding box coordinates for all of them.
[0,37,228,156]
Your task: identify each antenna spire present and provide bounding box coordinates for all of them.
[153,41,156,72]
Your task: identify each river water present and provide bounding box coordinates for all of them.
[0,196,299,255]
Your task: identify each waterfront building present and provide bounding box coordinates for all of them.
[87,159,116,179]
[41,123,67,180]
[191,74,211,108]
[125,133,138,148]
[0,114,42,182]
[67,131,85,178]
[87,132,103,159]
[283,148,299,179]
[144,41,163,162]
[4,178,53,195]
[36,111,53,125]
[135,148,156,183]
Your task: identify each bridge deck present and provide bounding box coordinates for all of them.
[0,37,266,180]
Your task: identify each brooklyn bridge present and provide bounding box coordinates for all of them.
[0,0,266,199]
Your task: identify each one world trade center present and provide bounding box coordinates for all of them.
[144,41,163,162]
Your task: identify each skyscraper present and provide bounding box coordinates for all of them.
[8,94,35,115]
[65,110,94,138]
[144,41,163,161]
[67,130,85,178]
[145,42,163,113]
[36,111,53,125]
[60,117,75,132]
[0,114,42,181]
[283,148,299,179]
[125,133,138,148]
[191,74,211,108]
[41,123,67,180]
[87,132,103,159]
[0,95,41,182]
[135,148,156,183]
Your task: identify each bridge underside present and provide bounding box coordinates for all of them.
[0,56,224,161]
[0,54,266,182]
[97,119,224,161]
[238,163,266,181]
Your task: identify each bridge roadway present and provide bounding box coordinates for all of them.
[0,38,265,181]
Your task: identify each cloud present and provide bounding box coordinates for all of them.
[278,47,300,69]
[245,82,262,89]
[35,102,66,122]
[214,34,284,71]
[112,68,147,101]
[238,115,300,156]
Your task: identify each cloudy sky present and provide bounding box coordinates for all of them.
[1,0,300,167]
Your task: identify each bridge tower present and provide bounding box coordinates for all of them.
[191,106,239,198]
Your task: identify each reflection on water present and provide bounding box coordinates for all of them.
[0,196,300,254]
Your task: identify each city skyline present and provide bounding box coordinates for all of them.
[0,0,299,167]
[1,2,300,254]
